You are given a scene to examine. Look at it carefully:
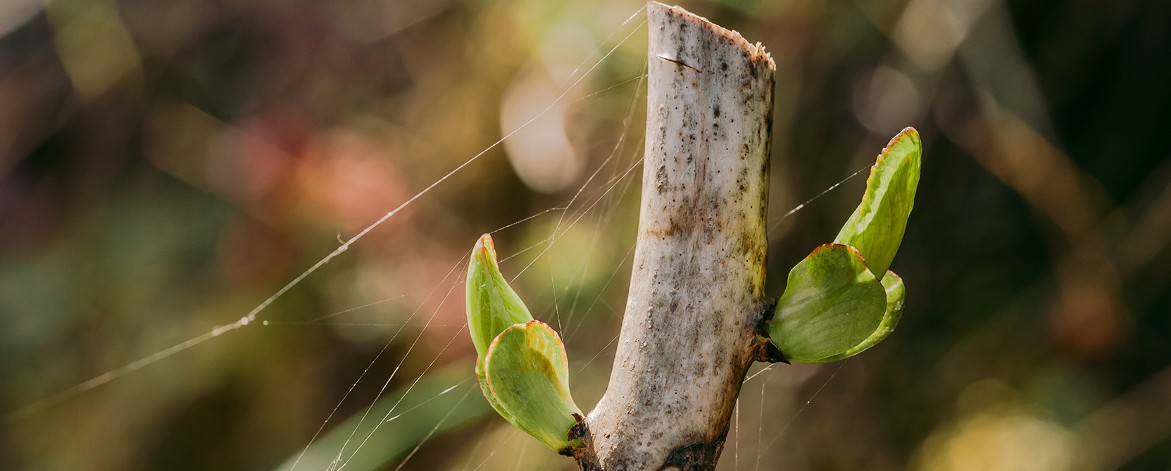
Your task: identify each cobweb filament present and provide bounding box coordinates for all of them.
[556,65,648,338]
[392,384,477,471]
[277,297,405,327]
[383,380,467,424]
[288,258,467,471]
[768,164,871,234]
[565,240,635,341]
[755,374,766,471]
[762,361,849,455]
[321,275,465,470]
[742,364,776,384]
[334,323,470,471]
[468,428,522,471]
[508,104,646,283]
[734,397,741,470]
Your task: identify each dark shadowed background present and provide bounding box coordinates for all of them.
[2,0,1170,469]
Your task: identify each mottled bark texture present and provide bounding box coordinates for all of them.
[575,3,775,470]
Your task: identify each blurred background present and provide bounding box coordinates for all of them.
[2,0,1170,469]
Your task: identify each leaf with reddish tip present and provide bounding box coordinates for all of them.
[466,234,533,359]
[483,320,582,452]
[834,127,921,280]
[767,244,887,363]
[766,128,920,363]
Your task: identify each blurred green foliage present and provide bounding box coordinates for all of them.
[1,0,1170,470]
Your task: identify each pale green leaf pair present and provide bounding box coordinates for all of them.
[466,234,582,453]
[768,128,920,363]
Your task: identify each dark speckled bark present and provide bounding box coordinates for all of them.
[576,3,775,470]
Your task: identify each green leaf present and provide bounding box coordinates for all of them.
[813,270,905,363]
[483,320,582,452]
[834,127,922,280]
[466,234,533,359]
[766,128,920,363]
[767,244,887,363]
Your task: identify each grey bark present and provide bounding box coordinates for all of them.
[573,3,776,470]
